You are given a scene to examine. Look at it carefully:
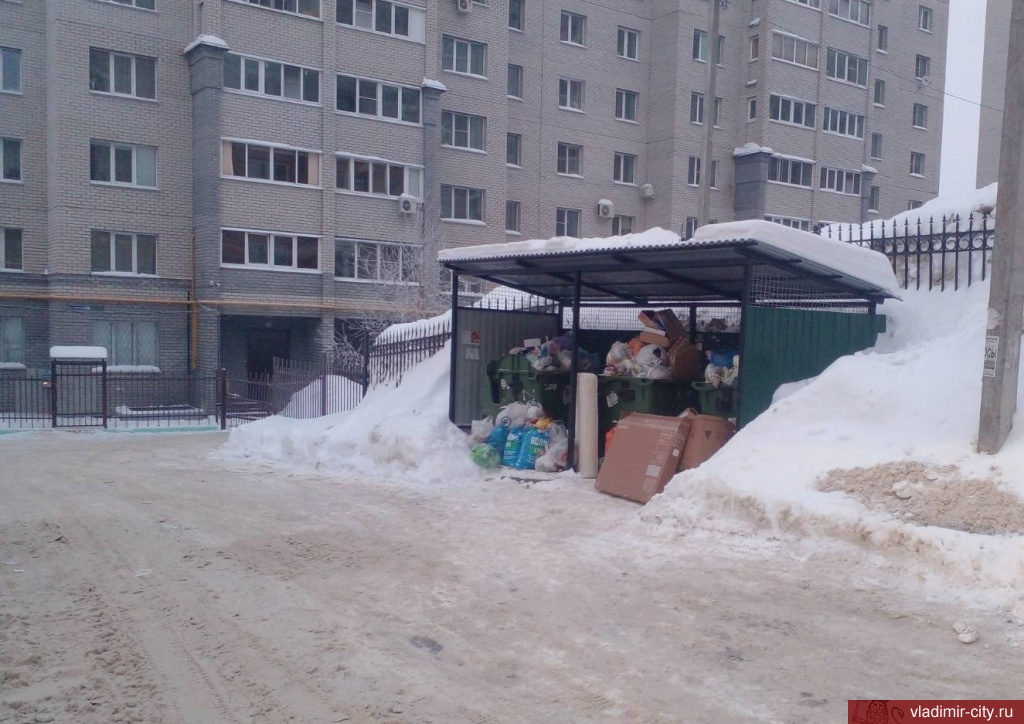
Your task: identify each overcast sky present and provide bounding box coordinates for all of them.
[939,0,988,196]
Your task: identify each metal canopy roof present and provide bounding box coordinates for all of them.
[441,237,895,306]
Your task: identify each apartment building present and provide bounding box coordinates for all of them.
[0,0,947,379]
[977,0,1007,188]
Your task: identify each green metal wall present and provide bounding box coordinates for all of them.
[739,306,883,426]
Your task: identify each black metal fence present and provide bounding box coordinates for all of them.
[820,213,995,291]
[369,316,452,387]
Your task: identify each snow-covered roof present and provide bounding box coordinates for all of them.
[50,346,107,360]
[422,77,447,92]
[734,142,773,157]
[184,34,229,54]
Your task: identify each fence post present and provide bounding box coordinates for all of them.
[217,368,227,430]
[49,359,57,428]
[361,335,370,396]
[320,352,328,417]
[101,359,108,429]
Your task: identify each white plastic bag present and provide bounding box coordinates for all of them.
[470,415,494,442]
[495,401,530,429]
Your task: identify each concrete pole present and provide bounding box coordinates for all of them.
[698,0,722,228]
[978,0,1024,453]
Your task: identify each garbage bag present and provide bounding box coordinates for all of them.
[470,415,494,443]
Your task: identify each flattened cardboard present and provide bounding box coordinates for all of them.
[596,413,693,503]
[637,311,662,330]
[655,309,687,342]
[667,339,702,380]
[679,414,735,470]
[637,328,670,348]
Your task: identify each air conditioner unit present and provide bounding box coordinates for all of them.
[398,194,417,214]
[596,199,614,218]
[455,0,472,13]
[917,75,931,88]
[639,183,655,199]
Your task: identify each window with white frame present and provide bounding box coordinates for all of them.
[690,92,721,125]
[442,35,487,77]
[873,78,885,105]
[442,110,486,151]
[556,208,580,238]
[687,156,701,186]
[1,47,21,93]
[441,185,484,222]
[783,0,819,6]
[826,48,868,86]
[829,0,870,25]
[92,320,158,367]
[747,97,757,120]
[0,317,24,364]
[876,25,888,52]
[868,185,880,212]
[558,78,584,111]
[908,199,923,210]
[89,48,155,100]
[910,151,926,176]
[768,155,813,187]
[335,239,419,282]
[224,53,320,104]
[615,89,638,121]
[337,0,424,40]
[91,230,156,275]
[822,107,865,138]
[505,200,521,232]
[912,103,928,128]
[618,27,639,59]
[235,0,320,18]
[765,215,810,231]
[507,64,524,98]
[915,54,930,80]
[684,216,698,238]
[336,74,420,123]
[1,138,21,181]
[100,0,155,9]
[557,142,582,176]
[612,215,633,235]
[506,133,521,166]
[919,5,933,31]
[870,132,882,159]
[335,155,422,198]
[222,140,321,186]
[221,229,320,270]
[771,32,818,69]
[710,160,718,189]
[769,94,816,128]
[509,0,524,30]
[819,166,861,195]
[560,11,585,46]
[2,227,22,271]
[614,152,636,184]
[692,29,707,61]
[89,140,156,187]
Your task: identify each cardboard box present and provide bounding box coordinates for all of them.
[655,309,688,342]
[679,414,735,471]
[596,413,693,503]
[637,327,670,348]
[667,339,702,380]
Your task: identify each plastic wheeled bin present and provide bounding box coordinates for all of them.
[691,381,740,419]
[597,376,698,455]
[481,354,570,422]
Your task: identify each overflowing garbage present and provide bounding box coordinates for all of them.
[469,401,569,471]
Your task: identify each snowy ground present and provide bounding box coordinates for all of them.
[2,431,1024,724]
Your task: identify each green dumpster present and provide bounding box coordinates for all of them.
[480,354,570,422]
[598,376,698,455]
[691,381,740,418]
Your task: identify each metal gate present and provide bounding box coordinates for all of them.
[50,360,108,428]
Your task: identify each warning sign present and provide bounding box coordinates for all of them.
[983,335,999,378]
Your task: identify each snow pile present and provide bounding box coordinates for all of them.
[280,374,364,417]
[643,282,1024,588]
[223,343,480,484]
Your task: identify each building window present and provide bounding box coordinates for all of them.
[765,215,810,231]
[507,64,524,98]
[829,0,870,25]
[826,48,868,86]
[335,239,419,282]
[747,97,757,120]
[442,111,486,151]
[224,53,320,104]
[617,27,639,59]
[908,200,923,210]
[612,215,633,235]
[710,160,718,189]
[556,208,580,238]
[746,35,759,61]
[90,230,157,275]
[876,25,888,52]
[234,0,320,18]
[505,200,521,232]
[336,74,420,123]
[1,47,21,93]
[873,78,886,105]
[1,138,21,181]
[441,185,484,222]
[337,0,424,39]
[910,151,926,176]
[870,132,882,159]
[684,217,698,238]
[335,155,422,198]
[221,229,320,270]
[687,156,701,186]
[692,29,707,61]
[615,89,638,121]
[557,142,582,176]
[912,103,928,129]
[558,78,584,111]
[771,31,819,69]
[560,11,586,46]
[868,185,880,212]
[915,54,931,80]
[614,152,636,184]
[0,317,24,364]
[99,0,156,8]
[768,155,813,187]
[782,0,819,6]
[508,0,523,30]
[223,140,321,186]
[506,133,522,166]
[822,107,865,139]
[92,320,158,367]
[89,140,156,188]
[768,94,816,128]
[442,35,487,77]
[690,92,722,126]
[819,166,862,195]
[2,227,22,271]
[89,48,156,100]
[919,5,933,31]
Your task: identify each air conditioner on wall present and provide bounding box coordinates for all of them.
[398,194,417,214]
[596,199,614,218]
[639,183,655,199]
[455,0,472,13]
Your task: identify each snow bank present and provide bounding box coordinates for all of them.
[280,374,364,417]
[223,343,480,484]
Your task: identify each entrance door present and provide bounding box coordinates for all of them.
[246,328,290,379]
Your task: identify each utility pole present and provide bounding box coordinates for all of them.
[978,0,1024,453]
[698,0,723,228]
